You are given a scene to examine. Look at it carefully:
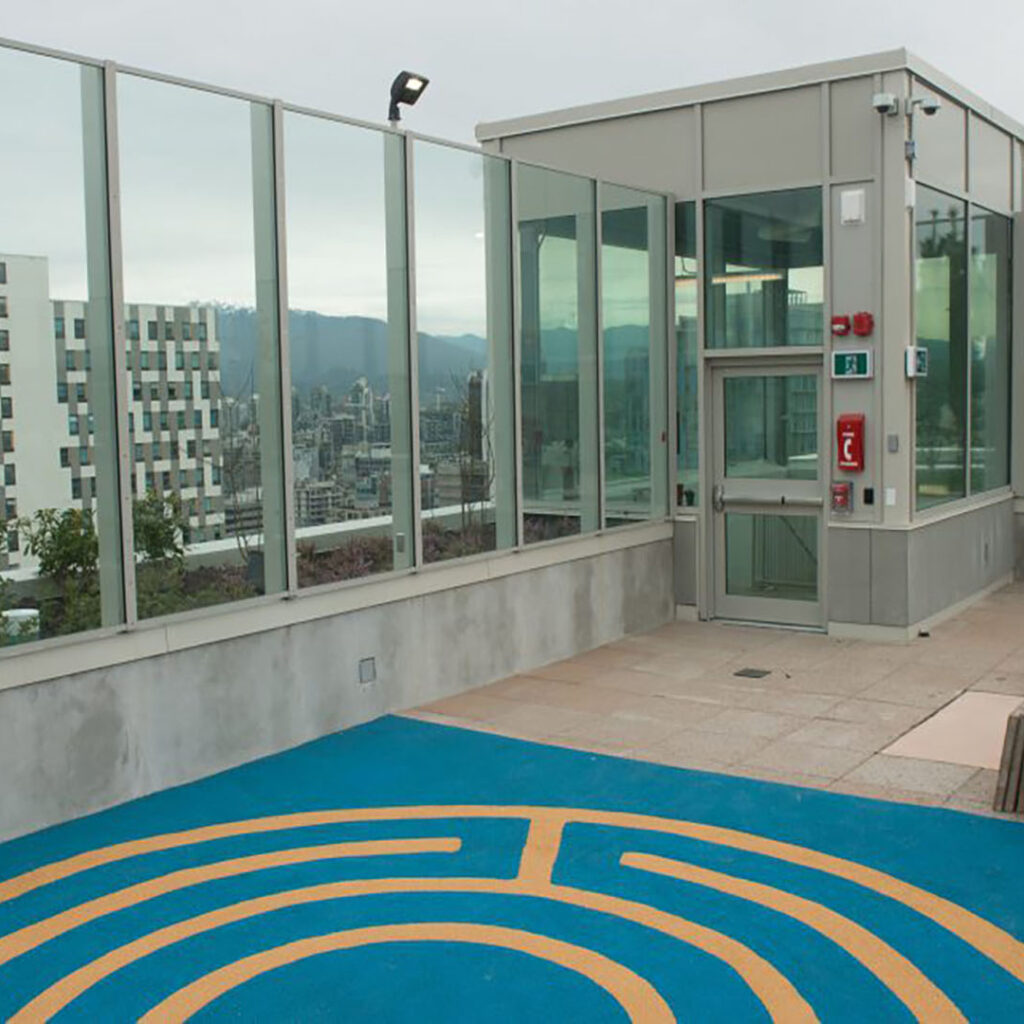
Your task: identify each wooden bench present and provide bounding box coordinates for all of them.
[994,709,1024,814]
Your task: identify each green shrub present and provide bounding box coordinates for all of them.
[19,508,99,580]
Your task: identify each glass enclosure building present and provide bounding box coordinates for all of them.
[1,41,1022,840]
[480,48,1020,634]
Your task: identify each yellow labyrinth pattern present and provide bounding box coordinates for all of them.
[2,804,1024,1021]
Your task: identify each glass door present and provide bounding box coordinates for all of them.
[711,365,824,627]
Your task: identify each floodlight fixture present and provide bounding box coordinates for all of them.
[389,71,430,126]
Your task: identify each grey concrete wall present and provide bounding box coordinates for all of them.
[1015,511,1024,579]
[829,499,1013,628]
[0,540,673,842]
[673,518,698,606]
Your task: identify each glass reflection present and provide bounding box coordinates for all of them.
[705,188,823,348]
[675,202,699,506]
[414,141,515,562]
[0,48,123,646]
[724,375,818,480]
[118,74,286,615]
[969,209,1011,494]
[284,113,413,586]
[725,513,817,602]
[517,165,599,542]
[601,184,664,526]
[915,185,967,509]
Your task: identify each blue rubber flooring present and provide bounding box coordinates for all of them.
[1,714,1024,1021]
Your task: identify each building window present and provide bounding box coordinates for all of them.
[0,364,9,385]
[140,351,150,371]
[145,471,154,491]
[149,383,159,401]
[182,322,192,341]
[60,447,70,467]
[187,439,197,458]
[175,350,184,370]
[3,464,13,486]
[184,379,193,399]
[178,469,187,488]
[200,380,210,400]
[73,318,85,340]
[209,408,218,428]
[197,322,208,342]
[148,320,158,341]
[211,465,221,485]
[176,410,186,430]
[4,498,16,521]
[57,382,69,403]
[157,349,167,370]
[0,261,6,284]
[161,470,171,490]
[87,413,95,434]
[79,446,89,465]
[194,409,203,428]
[705,187,824,349]
[129,412,135,432]
[0,296,8,318]
[190,351,200,370]
[8,530,19,553]
[969,207,1012,494]
[0,329,8,351]
[142,410,152,431]
[168,383,178,400]
[195,468,204,487]
[1,396,12,419]
[159,411,169,430]
[1,431,13,453]
[132,382,142,400]
[127,319,140,341]
[675,201,699,506]
[55,318,66,342]
[65,350,76,371]
[76,383,86,402]
[207,352,218,371]
[915,186,967,509]
[134,443,143,460]
[165,321,175,341]
[68,414,79,434]
[71,478,82,500]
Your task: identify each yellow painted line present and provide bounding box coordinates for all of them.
[0,837,460,969]
[623,851,965,1023]
[517,809,564,884]
[2,804,1020,986]
[139,922,675,1024]
[10,876,814,1023]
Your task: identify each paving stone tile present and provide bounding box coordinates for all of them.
[858,664,972,709]
[823,699,930,730]
[970,671,1024,696]
[526,658,606,683]
[948,768,998,806]
[647,729,771,768]
[826,779,943,808]
[740,740,871,780]
[485,703,607,739]
[419,692,520,722]
[611,695,725,729]
[556,714,684,751]
[698,707,806,741]
[841,754,977,797]
[784,718,909,753]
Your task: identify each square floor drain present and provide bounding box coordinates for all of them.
[734,667,771,679]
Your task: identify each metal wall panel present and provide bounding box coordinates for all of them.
[498,109,696,196]
[702,87,823,191]
[969,114,1013,212]
[913,83,967,194]
[829,77,878,181]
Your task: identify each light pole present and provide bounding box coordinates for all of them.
[388,71,430,128]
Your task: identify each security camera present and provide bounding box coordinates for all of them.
[917,95,941,116]
[872,92,899,116]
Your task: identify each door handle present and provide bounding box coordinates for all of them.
[712,484,725,513]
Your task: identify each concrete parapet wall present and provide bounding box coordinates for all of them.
[0,538,672,842]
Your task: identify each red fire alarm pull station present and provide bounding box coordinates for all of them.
[852,311,874,337]
[831,481,853,513]
[837,414,866,472]
[831,315,851,337]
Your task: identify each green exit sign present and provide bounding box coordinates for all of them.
[831,349,873,379]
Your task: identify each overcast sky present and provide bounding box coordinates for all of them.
[4,0,1024,143]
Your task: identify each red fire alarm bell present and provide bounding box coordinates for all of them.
[852,311,875,337]
[831,315,851,337]
[836,414,866,472]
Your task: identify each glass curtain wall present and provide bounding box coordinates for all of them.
[0,48,124,647]
[705,188,823,349]
[283,113,414,585]
[674,202,698,506]
[517,165,599,542]
[600,185,668,526]
[969,208,1011,494]
[117,75,287,616]
[914,185,967,509]
[413,142,516,561]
